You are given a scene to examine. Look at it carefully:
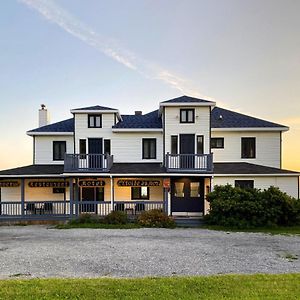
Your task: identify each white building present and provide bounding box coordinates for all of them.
[0,96,299,220]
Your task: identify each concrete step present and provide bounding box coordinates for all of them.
[174,217,204,227]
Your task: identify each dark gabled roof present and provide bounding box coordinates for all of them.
[0,165,64,176]
[28,118,74,133]
[111,163,165,174]
[212,107,287,128]
[214,162,298,175]
[161,95,213,104]
[72,105,117,111]
[113,110,162,129]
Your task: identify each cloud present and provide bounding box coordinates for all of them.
[20,0,208,97]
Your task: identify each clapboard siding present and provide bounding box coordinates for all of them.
[74,113,115,153]
[211,131,281,168]
[35,136,74,165]
[164,106,211,154]
[214,176,299,198]
[112,132,163,162]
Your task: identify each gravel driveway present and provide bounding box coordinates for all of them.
[0,226,299,278]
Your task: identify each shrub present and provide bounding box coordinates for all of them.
[70,213,99,225]
[205,185,300,228]
[137,209,176,228]
[103,211,128,225]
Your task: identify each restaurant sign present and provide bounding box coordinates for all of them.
[0,181,20,188]
[117,180,161,187]
[78,180,105,187]
[28,181,69,188]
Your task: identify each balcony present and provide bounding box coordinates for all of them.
[64,154,113,173]
[165,153,213,173]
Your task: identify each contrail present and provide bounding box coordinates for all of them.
[20,0,209,98]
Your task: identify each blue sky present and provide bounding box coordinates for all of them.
[0,0,300,170]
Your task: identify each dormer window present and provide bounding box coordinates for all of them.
[180,109,195,123]
[88,114,102,128]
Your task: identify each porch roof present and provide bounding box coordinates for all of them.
[110,163,166,174]
[0,165,64,177]
[214,162,299,175]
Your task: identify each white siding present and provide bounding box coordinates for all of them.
[213,176,299,198]
[112,132,163,162]
[35,136,74,164]
[164,106,211,154]
[211,131,281,168]
[74,113,115,153]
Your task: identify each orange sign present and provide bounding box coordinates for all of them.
[163,178,170,189]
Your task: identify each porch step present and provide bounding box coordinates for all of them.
[174,217,204,227]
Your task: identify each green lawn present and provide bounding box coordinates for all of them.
[0,274,299,300]
[201,225,300,235]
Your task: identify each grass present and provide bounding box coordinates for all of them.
[201,225,300,235]
[55,222,141,229]
[0,274,299,299]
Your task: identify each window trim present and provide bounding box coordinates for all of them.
[211,137,224,149]
[241,137,256,159]
[142,138,157,159]
[88,114,102,128]
[131,187,150,200]
[180,109,195,123]
[53,141,66,161]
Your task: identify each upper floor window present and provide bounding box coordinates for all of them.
[53,141,66,161]
[104,139,111,155]
[79,139,86,158]
[241,137,256,158]
[197,135,204,154]
[142,138,156,159]
[171,135,178,154]
[180,109,195,123]
[235,180,254,189]
[211,138,224,149]
[88,114,102,128]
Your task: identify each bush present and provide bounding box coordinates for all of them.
[70,213,99,225]
[103,211,128,225]
[137,209,176,228]
[205,185,300,228]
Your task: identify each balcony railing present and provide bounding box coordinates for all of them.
[64,154,113,173]
[165,153,213,172]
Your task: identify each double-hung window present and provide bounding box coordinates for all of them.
[142,138,156,159]
[180,109,195,123]
[235,180,254,189]
[88,114,102,128]
[53,141,66,161]
[241,137,256,158]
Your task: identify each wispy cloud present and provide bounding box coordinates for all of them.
[20,0,209,98]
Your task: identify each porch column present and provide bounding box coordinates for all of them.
[21,178,25,216]
[110,176,114,212]
[69,177,74,218]
[74,178,79,216]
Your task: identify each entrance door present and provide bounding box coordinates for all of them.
[171,178,204,213]
[88,138,103,169]
[81,187,104,213]
[180,134,195,168]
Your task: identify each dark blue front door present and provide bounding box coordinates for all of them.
[88,138,103,169]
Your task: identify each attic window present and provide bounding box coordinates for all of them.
[88,114,102,128]
[180,109,195,123]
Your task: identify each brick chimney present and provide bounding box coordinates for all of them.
[39,104,50,127]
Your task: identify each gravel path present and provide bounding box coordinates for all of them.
[0,226,299,278]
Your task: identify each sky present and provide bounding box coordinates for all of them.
[0,0,299,171]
